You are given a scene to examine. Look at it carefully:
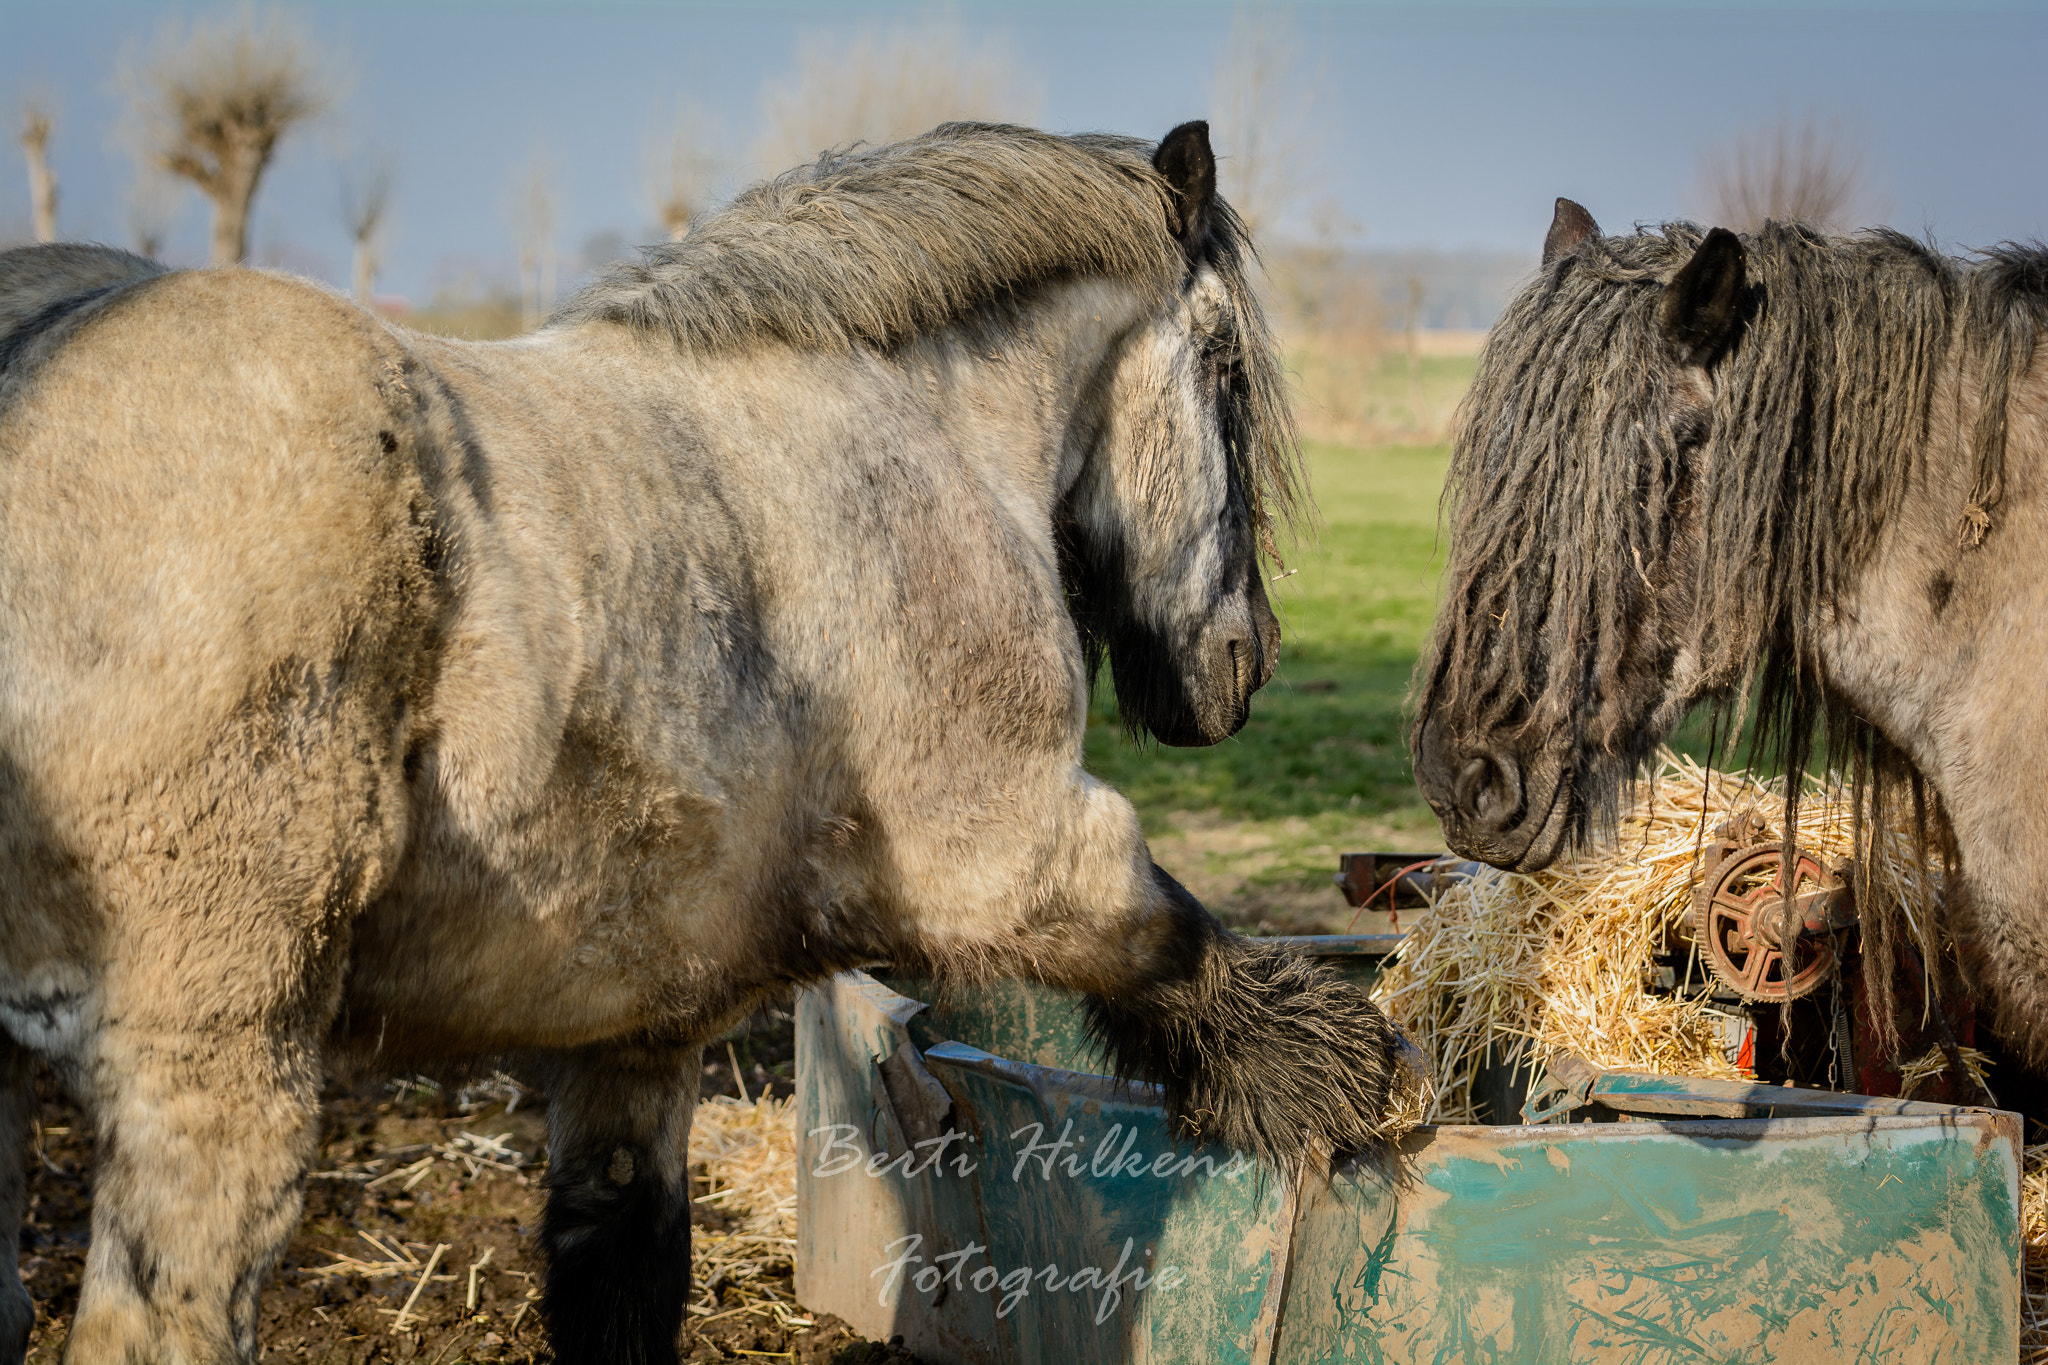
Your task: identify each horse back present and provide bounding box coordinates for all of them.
[0,243,166,367]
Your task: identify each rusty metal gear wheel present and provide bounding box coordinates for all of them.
[1691,844,1853,1003]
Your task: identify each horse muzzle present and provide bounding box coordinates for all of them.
[1412,713,1573,871]
[1161,586,1278,747]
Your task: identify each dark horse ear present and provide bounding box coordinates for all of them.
[1542,198,1600,266]
[1154,121,1216,254]
[1660,227,1748,366]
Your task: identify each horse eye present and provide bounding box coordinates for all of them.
[1672,411,1710,449]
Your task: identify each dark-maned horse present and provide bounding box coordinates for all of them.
[1412,197,2048,1077]
[0,123,1415,1365]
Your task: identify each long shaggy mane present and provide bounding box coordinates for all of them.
[1419,222,2048,1054]
[554,122,1302,539]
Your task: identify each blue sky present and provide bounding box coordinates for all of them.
[4,1,2043,304]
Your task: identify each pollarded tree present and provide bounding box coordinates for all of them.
[756,17,1037,173]
[510,151,556,331]
[340,159,393,304]
[127,9,328,265]
[648,100,720,242]
[18,100,58,243]
[1206,4,1322,240]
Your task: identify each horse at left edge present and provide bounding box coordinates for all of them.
[0,121,1418,1364]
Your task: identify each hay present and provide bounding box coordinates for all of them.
[1371,748,1945,1124]
[687,1092,809,1329]
[1370,747,2048,1346]
[2026,1143,2048,1362]
[1898,1044,1995,1100]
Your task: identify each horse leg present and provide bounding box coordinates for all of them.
[1073,861,1418,1165]
[537,1042,698,1365]
[0,1036,33,1365]
[59,820,365,1360]
[912,789,1419,1167]
[61,1015,326,1364]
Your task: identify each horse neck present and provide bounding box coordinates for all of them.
[1812,342,2048,861]
[907,276,1164,508]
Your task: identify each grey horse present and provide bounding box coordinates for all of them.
[0,122,1411,1363]
[1414,197,2048,1073]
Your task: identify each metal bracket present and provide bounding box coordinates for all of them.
[875,1042,955,1148]
[1520,1053,1600,1124]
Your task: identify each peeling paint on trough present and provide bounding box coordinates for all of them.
[794,940,2020,1363]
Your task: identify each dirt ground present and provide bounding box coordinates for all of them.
[16,877,1377,1361]
[17,1004,916,1364]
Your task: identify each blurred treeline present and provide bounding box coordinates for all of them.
[9,7,1865,448]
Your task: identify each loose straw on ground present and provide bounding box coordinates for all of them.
[687,1091,810,1329]
[389,1242,447,1333]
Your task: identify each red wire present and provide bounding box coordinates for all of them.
[1345,859,1440,934]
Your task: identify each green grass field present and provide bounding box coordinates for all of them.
[1084,437,1457,930]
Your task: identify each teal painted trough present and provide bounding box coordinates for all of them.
[794,938,2021,1363]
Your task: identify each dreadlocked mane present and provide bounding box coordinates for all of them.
[1422,221,2048,1056]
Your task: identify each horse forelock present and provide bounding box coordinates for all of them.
[1420,231,1695,777]
[553,122,1303,544]
[1421,219,2048,860]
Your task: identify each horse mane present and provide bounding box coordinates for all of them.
[553,122,1301,536]
[1430,221,2048,1055]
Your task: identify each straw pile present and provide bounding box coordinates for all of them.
[1370,748,1945,1124]
[687,1091,808,1329]
[2026,1143,2048,1362]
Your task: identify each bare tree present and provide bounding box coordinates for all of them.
[127,171,180,258]
[756,18,1038,174]
[510,151,557,330]
[1699,114,1872,233]
[647,100,720,241]
[1266,202,1388,447]
[340,159,393,305]
[1207,5,1321,239]
[125,9,329,265]
[18,99,57,243]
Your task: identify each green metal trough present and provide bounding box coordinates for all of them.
[794,937,2021,1363]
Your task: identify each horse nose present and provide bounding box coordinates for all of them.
[1248,577,1280,690]
[1452,752,1523,831]
[1247,615,1278,690]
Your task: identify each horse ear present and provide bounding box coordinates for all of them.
[1542,198,1600,266]
[1154,121,1216,254]
[1660,227,1748,366]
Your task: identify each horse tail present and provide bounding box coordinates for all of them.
[0,242,168,378]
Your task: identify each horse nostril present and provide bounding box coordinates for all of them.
[1453,753,1524,829]
[1480,752,1522,823]
[1453,758,1491,815]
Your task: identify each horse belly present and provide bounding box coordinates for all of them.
[337,775,755,1059]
